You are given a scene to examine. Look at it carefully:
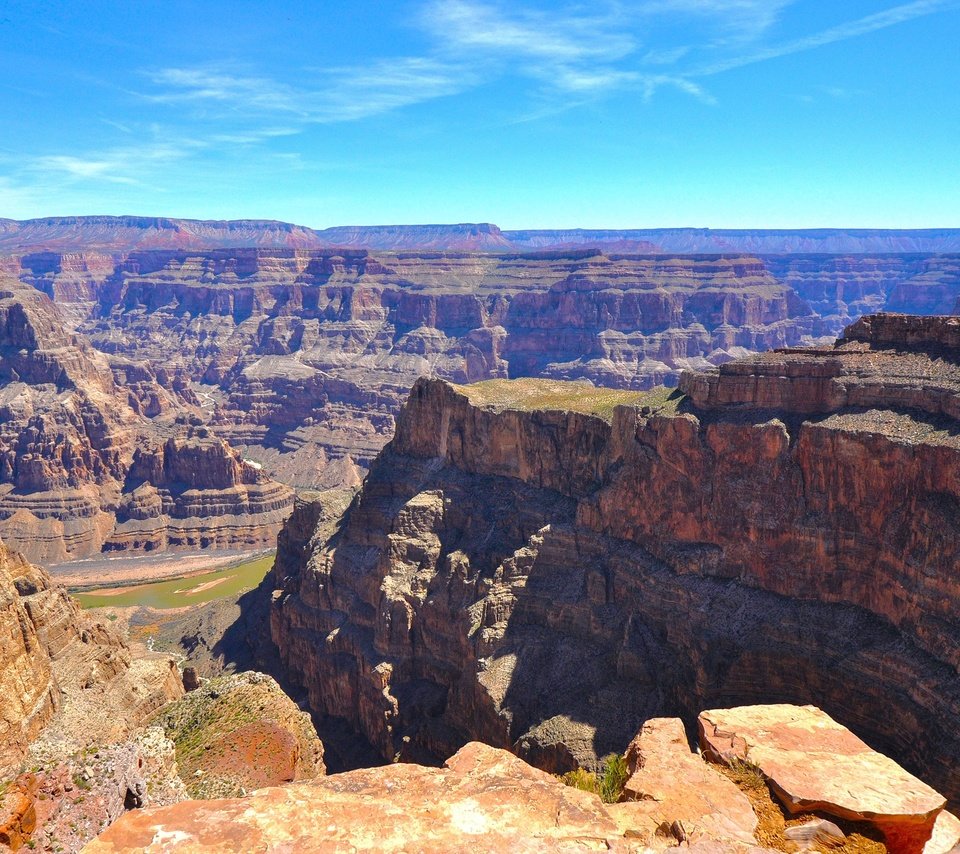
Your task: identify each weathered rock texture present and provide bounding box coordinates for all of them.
[622,717,758,846]
[699,704,947,854]
[269,315,960,809]
[0,278,293,562]
[3,234,960,555]
[6,243,957,504]
[86,740,774,853]
[150,671,324,799]
[0,539,183,779]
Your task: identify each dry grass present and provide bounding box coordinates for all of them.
[714,759,887,854]
[455,378,684,423]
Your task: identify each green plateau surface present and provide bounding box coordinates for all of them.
[72,554,275,610]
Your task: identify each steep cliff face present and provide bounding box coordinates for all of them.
[6,246,957,501]
[10,249,817,492]
[269,316,960,807]
[0,544,60,771]
[0,539,183,778]
[0,279,293,563]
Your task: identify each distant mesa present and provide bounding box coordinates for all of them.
[3,215,960,253]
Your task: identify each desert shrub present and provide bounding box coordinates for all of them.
[561,753,629,804]
[561,767,599,795]
[597,753,629,804]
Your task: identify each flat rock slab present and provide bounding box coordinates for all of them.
[699,704,947,854]
[617,717,757,847]
[88,742,634,853]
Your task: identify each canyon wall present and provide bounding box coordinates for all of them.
[4,215,960,254]
[2,241,959,559]
[268,315,960,806]
[0,279,293,563]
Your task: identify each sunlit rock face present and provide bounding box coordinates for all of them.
[0,278,293,563]
[269,315,960,809]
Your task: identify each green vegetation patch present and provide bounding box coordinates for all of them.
[72,554,274,610]
[456,378,684,423]
[561,753,630,804]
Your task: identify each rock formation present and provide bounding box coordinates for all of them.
[698,705,948,854]
[85,740,771,853]
[86,706,960,853]
[0,278,293,562]
[151,671,324,799]
[0,538,188,850]
[2,230,959,556]
[268,314,960,809]
[0,539,183,779]
[3,216,960,254]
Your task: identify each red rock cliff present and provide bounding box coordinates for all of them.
[270,315,960,807]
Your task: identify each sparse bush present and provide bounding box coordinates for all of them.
[561,767,599,795]
[561,753,629,804]
[597,753,629,804]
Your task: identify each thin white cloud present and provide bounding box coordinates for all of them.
[122,0,960,133]
[692,0,959,76]
[425,0,635,62]
[141,58,469,124]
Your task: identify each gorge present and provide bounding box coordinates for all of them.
[1,219,959,563]
[268,313,960,811]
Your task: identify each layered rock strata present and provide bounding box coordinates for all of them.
[269,315,960,807]
[0,539,183,779]
[6,245,957,502]
[0,279,293,562]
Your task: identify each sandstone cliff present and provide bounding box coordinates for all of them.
[7,245,957,504]
[0,279,293,562]
[269,315,960,808]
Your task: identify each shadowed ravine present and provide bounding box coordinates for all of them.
[269,316,960,808]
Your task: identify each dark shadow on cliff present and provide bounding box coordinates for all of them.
[491,526,960,808]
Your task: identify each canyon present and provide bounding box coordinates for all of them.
[268,313,960,815]
[1,220,959,562]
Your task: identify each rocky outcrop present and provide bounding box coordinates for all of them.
[150,672,324,799]
[84,705,959,853]
[0,539,183,779]
[0,278,293,562]
[699,705,947,854]
[0,543,60,772]
[86,740,773,853]
[0,540,188,850]
[269,318,960,808]
[622,717,758,846]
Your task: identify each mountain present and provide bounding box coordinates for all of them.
[2,216,959,254]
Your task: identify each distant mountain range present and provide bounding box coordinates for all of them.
[2,215,959,254]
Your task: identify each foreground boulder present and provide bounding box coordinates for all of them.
[699,704,948,854]
[86,741,773,853]
[618,717,758,847]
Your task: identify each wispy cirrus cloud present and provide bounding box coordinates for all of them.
[141,58,469,124]
[691,0,959,76]
[15,0,958,195]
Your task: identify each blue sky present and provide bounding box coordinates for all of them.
[1,0,958,228]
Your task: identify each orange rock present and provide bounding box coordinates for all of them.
[615,717,757,847]
[0,781,36,851]
[699,704,947,854]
